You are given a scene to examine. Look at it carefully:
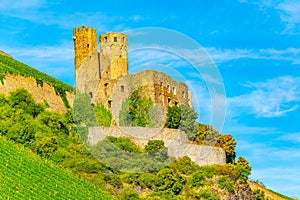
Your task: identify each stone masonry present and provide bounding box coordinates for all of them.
[73,26,192,125]
[88,127,226,166]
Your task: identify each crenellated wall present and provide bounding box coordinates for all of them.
[0,74,73,113]
[88,126,226,166]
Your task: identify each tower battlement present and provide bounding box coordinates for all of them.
[73,26,192,125]
[73,26,98,71]
[100,32,128,79]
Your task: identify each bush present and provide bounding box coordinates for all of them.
[119,90,155,127]
[164,105,198,140]
[218,176,234,193]
[95,103,112,126]
[119,188,140,200]
[253,189,265,200]
[189,171,208,187]
[198,190,220,200]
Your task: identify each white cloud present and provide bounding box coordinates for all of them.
[278,132,300,143]
[206,47,300,64]
[0,42,74,84]
[276,0,300,34]
[0,0,45,10]
[243,0,300,34]
[228,76,300,118]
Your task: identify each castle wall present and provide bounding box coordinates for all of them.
[108,70,191,126]
[88,126,226,166]
[73,26,99,93]
[100,32,128,80]
[0,74,73,113]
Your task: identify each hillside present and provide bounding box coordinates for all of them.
[0,137,114,199]
[0,54,295,199]
[0,54,73,112]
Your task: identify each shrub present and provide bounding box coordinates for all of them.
[95,103,112,126]
[218,176,234,193]
[119,90,155,127]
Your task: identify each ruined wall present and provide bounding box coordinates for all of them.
[0,74,73,113]
[107,70,191,125]
[88,127,226,166]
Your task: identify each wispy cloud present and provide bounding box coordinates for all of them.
[1,42,74,84]
[206,47,300,64]
[276,0,300,34]
[277,132,300,143]
[242,0,300,34]
[228,76,300,118]
[0,0,45,10]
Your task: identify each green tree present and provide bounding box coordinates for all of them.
[145,140,168,162]
[164,105,198,140]
[95,103,112,126]
[119,90,155,127]
[73,92,97,126]
[9,88,44,117]
[164,105,181,129]
[217,134,237,163]
[236,156,252,182]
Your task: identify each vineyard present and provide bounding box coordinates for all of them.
[0,54,73,108]
[0,137,114,199]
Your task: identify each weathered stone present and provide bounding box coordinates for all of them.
[73,26,192,125]
[88,127,226,166]
[0,74,73,113]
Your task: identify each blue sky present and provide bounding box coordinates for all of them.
[0,0,299,197]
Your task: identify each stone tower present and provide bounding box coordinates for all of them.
[100,32,128,80]
[73,26,100,93]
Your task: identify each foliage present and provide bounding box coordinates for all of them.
[218,176,234,193]
[236,156,252,182]
[106,136,141,153]
[156,168,185,195]
[9,88,45,117]
[164,105,198,140]
[0,88,262,199]
[119,188,140,200]
[0,54,73,108]
[144,140,169,162]
[217,134,237,163]
[119,90,156,127]
[198,190,220,200]
[73,92,97,143]
[189,171,209,187]
[253,189,266,200]
[194,123,221,145]
[95,103,112,126]
[164,105,181,129]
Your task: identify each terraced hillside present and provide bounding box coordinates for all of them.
[0,137,114,199]
[0,54,73,110]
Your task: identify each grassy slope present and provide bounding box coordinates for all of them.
[0,54,73,107]
[0,54,73,91]
[0,137,114,199]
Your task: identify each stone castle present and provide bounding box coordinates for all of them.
[73,26,226,166]
[73,26,192,125]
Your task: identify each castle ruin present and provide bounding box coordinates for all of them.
[73,26,192,125]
